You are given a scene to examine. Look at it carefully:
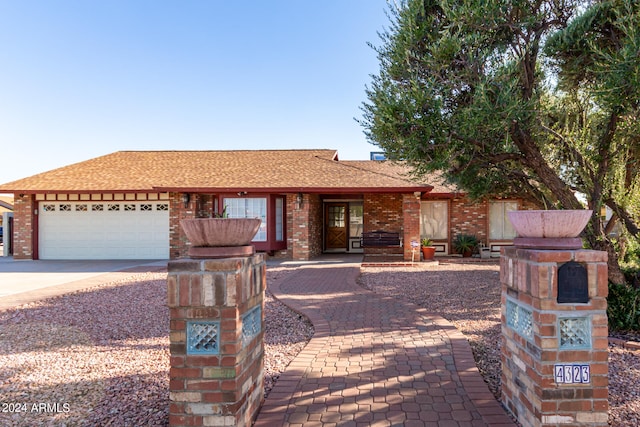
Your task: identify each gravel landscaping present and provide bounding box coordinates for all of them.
[0,266,310,427]
[1,261,638,426]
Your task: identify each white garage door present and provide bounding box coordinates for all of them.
[39,201,170,260]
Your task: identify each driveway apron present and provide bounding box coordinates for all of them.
[254,262,515,427]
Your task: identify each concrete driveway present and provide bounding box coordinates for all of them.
[0,257,167,310]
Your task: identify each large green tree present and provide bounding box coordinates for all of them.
[361,0,640,284]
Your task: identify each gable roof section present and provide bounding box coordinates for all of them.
[0,150,433,194]
[341,161,459,194]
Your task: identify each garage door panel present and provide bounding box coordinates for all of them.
[39,201,169,260]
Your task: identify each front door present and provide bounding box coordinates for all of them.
[325,203,347,251]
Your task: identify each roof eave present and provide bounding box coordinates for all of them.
[0,188,160,194]
[153,185,435,194]
[0,185,436,195]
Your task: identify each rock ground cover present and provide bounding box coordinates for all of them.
[0,267,309,427]
[0,262,637,426]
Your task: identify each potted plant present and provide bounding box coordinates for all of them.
[421,237,436,261]
[453,234,479,257]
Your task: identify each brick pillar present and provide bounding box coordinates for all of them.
[500,247,608,426]
[12,194,35,260]
[289,194,310,261]
[402,193,421,261]
[167,254,266,427]
[169,192,197,259]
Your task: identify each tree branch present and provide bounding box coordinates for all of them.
[605,198,639,237]
[510,120,582,209]
[538,121,595,181]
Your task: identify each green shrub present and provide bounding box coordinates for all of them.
[608,282,640,331]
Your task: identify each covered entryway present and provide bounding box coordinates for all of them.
[38,201,169,259]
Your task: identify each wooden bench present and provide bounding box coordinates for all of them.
[360,231,402,248]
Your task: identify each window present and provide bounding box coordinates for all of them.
[420,201,448,240]
[490,201,518,240]
[349,203,364,238]
[328,205,345,227]
[275,198,284,241]
[223,198,267,241]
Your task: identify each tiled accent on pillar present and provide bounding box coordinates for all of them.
[167,254,266,427]
[500,247,609,427]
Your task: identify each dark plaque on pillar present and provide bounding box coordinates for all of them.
[557,261,589,304]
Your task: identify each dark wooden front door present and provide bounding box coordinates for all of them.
[325,203,347,250]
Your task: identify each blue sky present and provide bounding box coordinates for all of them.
[0,1,390,185]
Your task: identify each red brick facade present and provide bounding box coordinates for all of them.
[363,193,405,256]
[449,196,488,243]
[8,190,536,261]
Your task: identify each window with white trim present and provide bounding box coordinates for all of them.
[489,201,518,240]
[223,198,267,241]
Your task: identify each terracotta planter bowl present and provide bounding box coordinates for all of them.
[421,246,436,261]
[180,218,261,247]
[507,210,592,238]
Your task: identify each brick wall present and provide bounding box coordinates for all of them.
[449,196,488,244]
[363,193,404,256]
[11,194,34,260]
[364,193,403,232]
[195,194,214,218]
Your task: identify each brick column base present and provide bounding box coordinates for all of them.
[500,247,608,427]
[167,254,266,427]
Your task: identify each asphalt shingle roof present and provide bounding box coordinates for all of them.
[0,150,441,194]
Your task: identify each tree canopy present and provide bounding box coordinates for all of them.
[361,0,640,283]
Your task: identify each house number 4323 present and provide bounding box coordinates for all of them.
[554,364,590,384]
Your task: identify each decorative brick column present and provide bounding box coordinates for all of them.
[11,194,35,260]
[288,193,322,261]
[500,247,608,427]
[167,254,266,427]
[402,193,421,261]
